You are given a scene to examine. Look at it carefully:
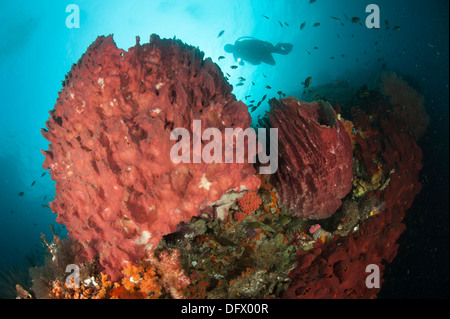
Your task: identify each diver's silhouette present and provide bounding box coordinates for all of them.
[224,37,293,66]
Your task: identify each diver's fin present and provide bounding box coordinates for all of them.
[260,53,276,66]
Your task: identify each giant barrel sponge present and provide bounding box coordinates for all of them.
[266,97,353,219]
[41,34,260,279]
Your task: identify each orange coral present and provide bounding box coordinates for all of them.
[238,191,262,214]
[341,118,356,149]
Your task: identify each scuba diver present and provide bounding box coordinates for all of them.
[224,37,293,66]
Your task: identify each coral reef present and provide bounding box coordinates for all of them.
[41,34,260,279]
[264,97,353,219]
[17,32,424,300]
[283,83,423,299]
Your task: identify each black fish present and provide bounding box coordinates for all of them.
[310,0,316,3]
[337,33,341,38]
[249,100,255,103]
[41,204,50,209]
[313,46,319,50]
[305,50,311,55]
[265,85,271,89]
[278,20,284,28]
[10,210,14,215]
[284,22,289,27]
[31,181,36,187]
[226,73,231,77]
[18,192,24,197]
[245,95,251,99]
[300,22,306,30]
[217,30,225,38]
[236,82,244,87]
[252,81,255,86]
[262,73,267,78]
[250,105,258,112]
[262,15,270,19]
[351,17,360,24]
[261,94,267,101]
[218,56,225,61]
[40,172,46,177]
[230,65,238,69]
[238,77,246,81]
[330,56,335,59]
[313,22,320,27]
[393,26,401,31]
[257,101,262,107]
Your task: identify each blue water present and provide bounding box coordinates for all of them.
[0,0,448,298]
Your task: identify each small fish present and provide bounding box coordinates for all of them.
[245,95,251,99]
[257,101,262,107]
[330,56,335,59]
[218,56,225,61]
[282,93,286,97]
[217,30,225,38]
[41,204,50,209]
[261,94,267,101]
[18,192,24,197]
[262,15,270,20]
[248,221,261,229]
[230,65,238,69]
[277,90,283,95]
[382,62,387,69]
[43,195,47,201]
[30,181,36,187]
[238,77,246,81]
[226,73,231,77]
[337,33,341,38]
[385,19,389,25]
[313,46,319,50]
[252,81,255,86]
[393,26,401,31]
[250,105,258,112]
[265,85,271,89]
[235,82,244,87]
[300,22,306,30]
[341,54,345,57]
[303,76,312,88]
[278,20,284,28]
[313,22,320,27]
[277,215,291,226]
[310,0,316,3]
[10,210,14,215]
[40,172,46,177]
[351,17,360,24]
[249,100,255,103]
[330,16,342,23]
[262,73,267,78]
[284,22,289,27]
[33,223,37,226]
[343,12,350,21]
